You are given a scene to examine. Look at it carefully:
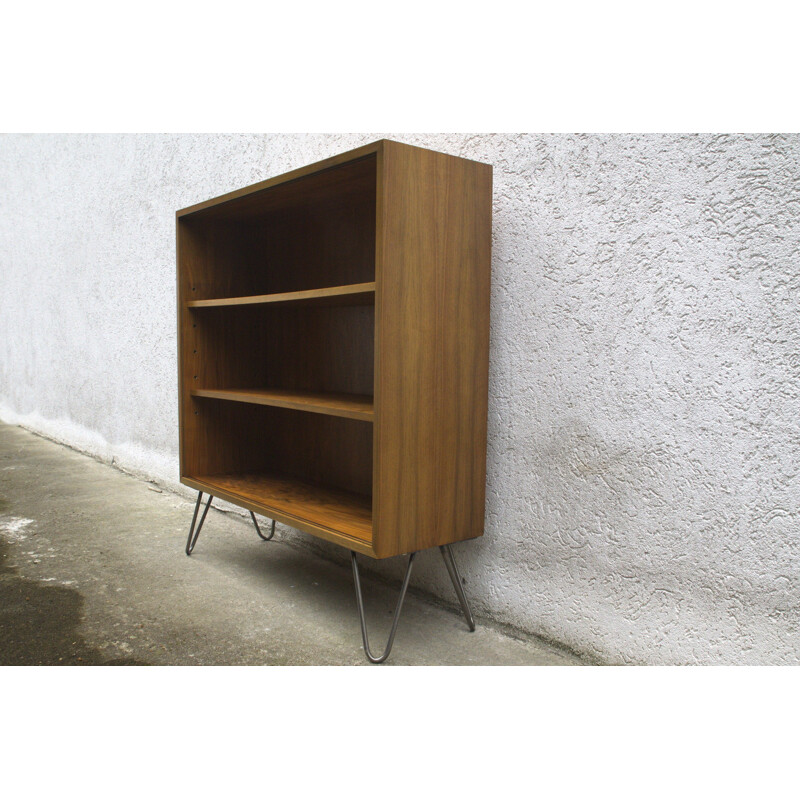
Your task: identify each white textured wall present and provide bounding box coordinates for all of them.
[1,133,798,665]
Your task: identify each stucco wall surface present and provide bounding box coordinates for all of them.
[1,133,798,665]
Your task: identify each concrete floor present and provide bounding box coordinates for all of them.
[0,421,583,666]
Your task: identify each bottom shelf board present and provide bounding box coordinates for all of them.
[188,472,373,544]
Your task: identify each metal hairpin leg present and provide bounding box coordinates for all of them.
[250,511,276,541]
[185,491,276,554]
[186,491,213,555]
[439,544,476,631]
[351,551,416,664]
[351,544,476,664]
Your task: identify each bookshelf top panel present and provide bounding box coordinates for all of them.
[177,141,383,222]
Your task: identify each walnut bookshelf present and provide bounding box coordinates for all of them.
[177,139,492,662]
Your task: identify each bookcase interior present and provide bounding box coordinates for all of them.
[189,304,374,397]
[180,154,376,300]
[179,152,378,546]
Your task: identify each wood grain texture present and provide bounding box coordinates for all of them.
[192,472,372,542]
[191,387,373,421]
[373,140,493,557]
[186,282,375,309]
[177,144,380,220]
[179,154,376,301]
[183,475,375,555]
[189,304,374,398]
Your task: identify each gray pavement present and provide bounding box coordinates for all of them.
[0,421,584,666]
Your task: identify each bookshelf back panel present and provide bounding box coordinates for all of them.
[188,304,374,397]
[179,155,376,300]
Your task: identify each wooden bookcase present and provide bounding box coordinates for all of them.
[177,139,492,560]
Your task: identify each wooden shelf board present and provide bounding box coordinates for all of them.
[192,387,374,421]
[186,282,375,309]
[188,472,373,545]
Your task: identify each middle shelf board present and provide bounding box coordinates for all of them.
[191,387,374,422]
[186,281,375,309]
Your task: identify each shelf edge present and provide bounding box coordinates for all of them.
[186,282,376,309]
[191,388,374,422]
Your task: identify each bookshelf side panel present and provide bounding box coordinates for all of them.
[374,142,492,557]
